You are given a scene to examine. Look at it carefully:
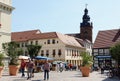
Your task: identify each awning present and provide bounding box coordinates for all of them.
[96,55,111,58]
[35,56,53,60]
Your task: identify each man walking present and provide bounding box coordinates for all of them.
[43,60,50,80]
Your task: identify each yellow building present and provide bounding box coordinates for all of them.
[12,30,89,66]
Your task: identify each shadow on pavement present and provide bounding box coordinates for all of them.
[102,77,120,81]
[12,79,42,81]
[32,80,44,81]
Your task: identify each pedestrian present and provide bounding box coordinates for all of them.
[59,62,63,72]
[26,58,34,80]
[20,59,26,77]
[56,63,60,72]
[31,59,35,77]
[43,60,50,80]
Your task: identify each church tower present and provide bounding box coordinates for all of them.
[0,0,14,51]
[80,7,93,42]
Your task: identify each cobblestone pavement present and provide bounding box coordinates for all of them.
[0,70,119,81]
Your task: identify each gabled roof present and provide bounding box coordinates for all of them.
[11,30,84,48]
[93,29,120,48]
[29,32,83,48]
[11,29,41,42]
[56,32,83,48]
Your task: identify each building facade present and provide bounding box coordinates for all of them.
[0,0,14,52]
[93,29,120,69]
[12,30,87,66]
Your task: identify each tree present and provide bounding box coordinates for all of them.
[27,45,42,59]
[2,41,19,65]
[0,53,4,66]
[81,52,93,66]
[17,48,24,56]
[110,42,120,65]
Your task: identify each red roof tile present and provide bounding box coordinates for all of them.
[29,32,58,40]
[93,29,120,48]
[11,29,41,42]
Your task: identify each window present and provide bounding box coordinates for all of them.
[58,49,62,57]
[41,50,44,56]
[35,41,38,45]
[94,53,98,56]
[44,42,46,44]
[25,42,27,47]
[52,39,55,44]
[21,43,24,47]
[17,43,20,48]
[93,49,98,53]
[47,40,50,44]
[31,41,33,45]
[104,49,109,55]
[46,50,49,57]
[99,49,103,53]
[52,49,56,57]
[77,50,79,56]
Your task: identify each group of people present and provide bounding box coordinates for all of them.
[20,58,50,80]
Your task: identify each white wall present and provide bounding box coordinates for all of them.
[0,0,12,52]
[0,0,12,6]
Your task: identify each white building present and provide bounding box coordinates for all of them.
[0,0,14,52]
[12,30,87,66]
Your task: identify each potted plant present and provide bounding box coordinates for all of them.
[0,53,4,78]
[2,42,19,76]
[80,52,93,77]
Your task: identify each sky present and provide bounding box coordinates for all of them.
[12,0,120,42]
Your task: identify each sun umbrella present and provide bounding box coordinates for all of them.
[18,55,30,60]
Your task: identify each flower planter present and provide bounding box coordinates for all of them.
[9,65,19,76]
[0,66,3,78]
[80,66,90,77]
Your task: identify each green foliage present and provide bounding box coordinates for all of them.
[2,42,19,65]
[27,45,42,58]
[0,53,4,66]
[81,52,93,66]
[110,42,120,63]
[17,48,24,56]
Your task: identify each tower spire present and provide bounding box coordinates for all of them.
[85,4,88,9]
[80,5,93,42]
